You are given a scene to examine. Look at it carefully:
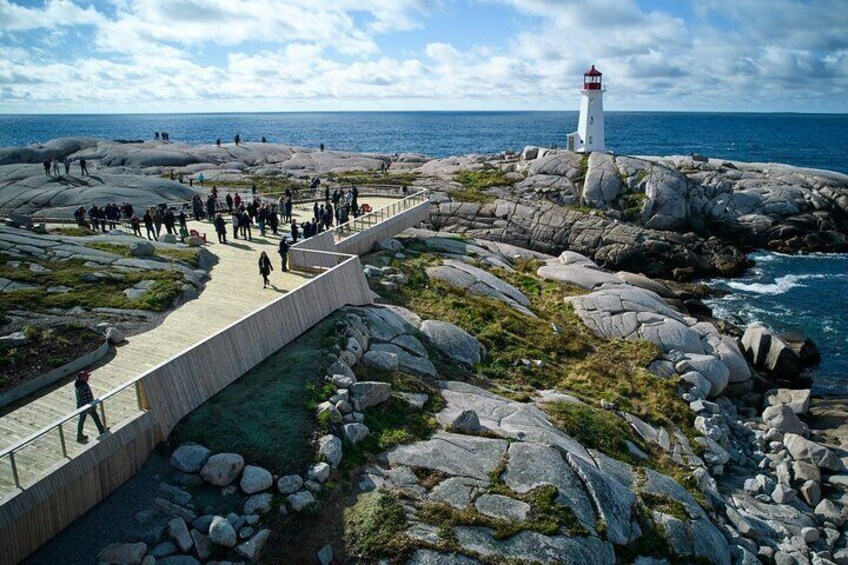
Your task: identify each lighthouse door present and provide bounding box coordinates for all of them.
[567,136,575,151]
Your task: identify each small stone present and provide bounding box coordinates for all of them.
[277,474,304,494]
[802,527,820,543]
[240,465,273,494]
[771,484,796,504]
[243,493,274,515]
[343,423,370,444]
[815,499,846,526]
[317,544,334,565]
[287,491,316,512]
[209,516,237,547]
[170,443,212,473]
[190,530,210,561]
[97,542,148,564]
[319,434,343,468]
[308,462,331,483]
[332,374,355,388]
[239,526,255,540]
[200,453,245,486]
[235,529,270,562]
[447,409,481,434]
[305,480,322,493]
[167,518,193,553]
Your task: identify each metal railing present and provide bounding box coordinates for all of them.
[0,185,430,497]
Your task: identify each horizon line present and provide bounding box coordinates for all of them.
[1,110,847,117]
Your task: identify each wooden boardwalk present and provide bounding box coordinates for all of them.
[0,197,399,498]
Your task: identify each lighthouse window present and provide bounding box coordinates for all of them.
[590,117,594,125]
[589,136,593,144]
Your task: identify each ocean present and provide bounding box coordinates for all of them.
[1,111,847,174]
[0,111,846,394]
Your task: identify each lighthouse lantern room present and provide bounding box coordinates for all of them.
[567,65,606,153]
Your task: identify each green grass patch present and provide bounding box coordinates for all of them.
[576,154,589,182]
[344,490,409,561]
[544,402,644,465]
[169,314,347,474]
[86,242,132,257]
[451,168,510,203]
[0,255,186,317]
[156,247,201,268]
[327,170,420,187]
[50,226,97,237]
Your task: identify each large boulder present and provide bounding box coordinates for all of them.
[170,443,212,473]
[741,324,801,380]
[582,152,622,208]
[678,354,730,397]
[783,433,844,471]
[420,320,482,367]
[762,405,807,436]
[130,241,155,257]
[765,388,811,415]
[200,453,245,486]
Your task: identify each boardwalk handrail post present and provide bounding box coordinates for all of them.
[98,400,107,429]
[9,451,20,488]
[58,424,68,458]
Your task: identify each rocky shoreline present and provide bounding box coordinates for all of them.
[3,138,847,564]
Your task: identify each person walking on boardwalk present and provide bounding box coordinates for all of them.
[239,210,252,240]
[258,251,273,288]
[152,207,163,237]
[231,211,239,240]
[278,238,289,271]
[214,213,227,244]
[75,370,108,443]
[291,219,299,243]
[284,196,292,223]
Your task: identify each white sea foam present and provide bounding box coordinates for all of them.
[726,273,839,295]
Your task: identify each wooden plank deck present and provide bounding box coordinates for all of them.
[0,197,400,499]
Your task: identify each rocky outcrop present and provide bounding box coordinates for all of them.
[429,198,749,280]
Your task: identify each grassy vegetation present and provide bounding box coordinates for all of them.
[339,371,445,472]
[451,168,510,203]
[86,241,202,267]
[0,254,186,318]
[344,490,409,561]
[327,170,420,187]
[169,314,347,474]
[370,249,698,464]
[50,226,98,237]
[544,402,644,465]
[621,191,648,222]
[0,323,102,392]
[576,154,590,181]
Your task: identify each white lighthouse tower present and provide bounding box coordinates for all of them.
[567,65,606,153]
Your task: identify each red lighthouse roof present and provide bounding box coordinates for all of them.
[584,65,602,76]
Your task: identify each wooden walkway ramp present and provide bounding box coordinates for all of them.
[0,196,400,499]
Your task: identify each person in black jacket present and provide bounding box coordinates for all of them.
[291,219,299,243]
[258,251,273,288]
[143,209,157,240]
[278,238,289,271]
[213,213,227,244]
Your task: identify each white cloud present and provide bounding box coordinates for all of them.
[0,0,846,112]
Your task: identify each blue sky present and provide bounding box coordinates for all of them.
[1,0,846,113]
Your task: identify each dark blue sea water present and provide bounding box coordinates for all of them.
[1,111,847,174]
[1,111,845,393]
[707,254,848,396]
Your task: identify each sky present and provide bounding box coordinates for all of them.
[0,0,847,114]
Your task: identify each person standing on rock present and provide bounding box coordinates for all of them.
[63,156,71,175]
[163,208,176,235]
[75,371,108,443]
[258,251,273,288]
[277,238,289,271]
[79,158,89,175]
[143,209,157,240]
[213,213,227,244]
[152,207,163,238]
[130,214,142,237]
[206,194,216,220]
[216,138,221,147]
[43,158,51,176]
[234,133,241,146]
[52,157,61,176]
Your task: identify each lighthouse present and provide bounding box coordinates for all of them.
[567,65,606,153]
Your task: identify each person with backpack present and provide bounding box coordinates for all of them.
[213,213,227,244]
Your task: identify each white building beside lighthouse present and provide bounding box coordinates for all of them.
[567,65,606,153]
